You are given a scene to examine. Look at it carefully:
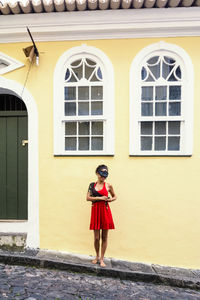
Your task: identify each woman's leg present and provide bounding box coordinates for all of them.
[92,230,100,264]
[100,229,108,267]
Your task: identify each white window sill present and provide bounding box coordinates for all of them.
[130,151,192,157]
[54,151,114,156]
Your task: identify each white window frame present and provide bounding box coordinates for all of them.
[0,52,24,75]
[54,44,114,156]
[130,41,194,156]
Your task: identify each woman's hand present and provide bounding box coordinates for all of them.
[101,196,108,201]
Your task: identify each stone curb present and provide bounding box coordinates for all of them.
[0,253,200,291]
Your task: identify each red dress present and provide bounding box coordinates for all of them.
[90,182,115,230]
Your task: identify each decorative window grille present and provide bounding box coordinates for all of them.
[130,42,193,156]
[54,45,114,156]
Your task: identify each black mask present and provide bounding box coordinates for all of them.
[98,170,108,178]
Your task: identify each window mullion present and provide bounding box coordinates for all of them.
[77,121,79,151]
[166,121,169,151]
[89,121,92,150]
[152,121,155,151]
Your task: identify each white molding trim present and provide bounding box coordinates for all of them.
[0,52,24,75]
[54,44,115,155]
[1,8,200,43]
[129,41,194,156]
[0,77,39,248]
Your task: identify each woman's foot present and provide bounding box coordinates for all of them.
[100,259,106,267]
[92,257,99,264]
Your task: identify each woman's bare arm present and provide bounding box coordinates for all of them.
[107,184,117,202]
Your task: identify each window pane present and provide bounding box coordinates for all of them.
[91,86,103,100]
[79,137,89,150]
[168,73,178,82]
[90,73,100,82]
[155,103,167,116]
[92,122,103,135]
[79,122,89,135]
[91,102,103,115]
[176,66,181,79]
[91,137,103,150]
[164,56,175,64]
[71,59,81,67]
[145,74,155,82]
[155,86,167,100]
[168,121,180,135]
[85,65,95,80]
[65,69,70,81]
[65,70,77,82]
[65,122,76,135]
[78,87,89,100]
[73,66,82,80]
[141,137,152,150]
[169,102,181,116]
[141,103,153,116]
[141,67,147,80]
[141,86,153,101]
[169,86,181,100]
[141,122,153,135]
[78,102,89,115]
[147,56,159,64]
[65,103,76,116]
[64,87,76,100]
[155,122,166,135]
[97,68,103,80]
[168,137,180,151]
[85,58,96,66]
[65,137,76,151]
[149,63,160,80]
[155,137,166,150]
[162,62,174,80]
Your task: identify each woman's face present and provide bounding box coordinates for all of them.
[96,168,108,182]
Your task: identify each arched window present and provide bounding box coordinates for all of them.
[54,45,114,155]
[130,42,193,156]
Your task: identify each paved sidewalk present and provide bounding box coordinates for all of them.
[0,249,199,291]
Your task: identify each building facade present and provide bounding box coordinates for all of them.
[0,5,200,269]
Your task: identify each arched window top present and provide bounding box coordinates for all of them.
[54,44,113,81]
[54,44,114,156]
[141,54,182,83]
[65,58,103,83]
[130,41,193,156]
[131,41,193,81]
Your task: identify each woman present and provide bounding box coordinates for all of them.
[86,165,117,267]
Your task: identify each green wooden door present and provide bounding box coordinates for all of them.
[0,111,28,220]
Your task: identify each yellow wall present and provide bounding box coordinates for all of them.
[2,36,200,269]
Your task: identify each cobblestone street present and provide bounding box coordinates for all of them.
[0,263,200,300]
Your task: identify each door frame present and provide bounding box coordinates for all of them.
[0,77,39,248]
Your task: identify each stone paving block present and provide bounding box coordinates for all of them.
[36,250,92,265]
[152,264,196,279]
[191,269,200,277]
[111,258,154,273]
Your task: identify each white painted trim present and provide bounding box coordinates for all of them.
[129,41,194,156]
[1,8,200,43]
[54,44,115,155]
[0,52,24,75]
[0,77,39,248]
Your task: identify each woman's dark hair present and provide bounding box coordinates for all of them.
[96,165,108,174]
